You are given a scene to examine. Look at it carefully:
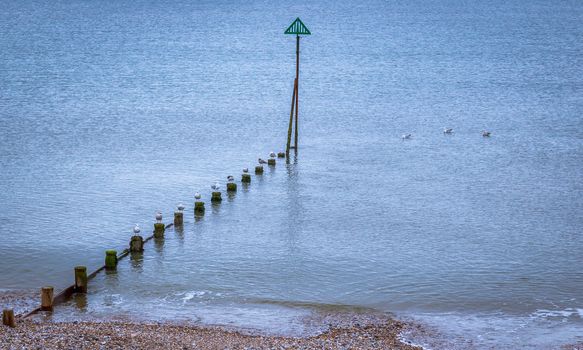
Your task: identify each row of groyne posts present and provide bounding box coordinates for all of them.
[3,17,312,328]
[2,151,288,328]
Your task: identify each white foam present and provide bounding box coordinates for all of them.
[400,310,583,350]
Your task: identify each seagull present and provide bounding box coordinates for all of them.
[177,203,185,211]
[242,168,249,173]
[258,158,267,164]
[443,127,453,134]
[155,212,162,222]
[402,133,412,140]
[194,192,201,200]
[211,182,220,191]
[269,151,276,158]
[227,175,234,182]
[133,224,140,234]
[482,130,491,137]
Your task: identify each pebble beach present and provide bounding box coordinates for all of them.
[1,296,422,350]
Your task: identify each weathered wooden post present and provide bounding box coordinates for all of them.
[284,18,311,156]
[277,152,286,158]
[194,192,205,215]
[105,250,117,270]
[241,168,251,183]
[74,266,88,293]
[211,191,222,203]
[174,204,184,226]
[2,309,15,327]
[255,165,264,174]
[268,152,276,166]
[41,286,54,312]
[130,224,144,252]
[154,212,165,238]
[226,175,237,192]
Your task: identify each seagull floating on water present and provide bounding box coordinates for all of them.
[443,127,453,134]
[258,158,267,164]
[211,182,220,191]
[194,192,201,200]
[177,203,185,211]
[269,151,276,158]
[227,175,234,182]
[482,130,491,137]
[133,224,140,234]
[402,133,412,140]
[242,168,249,173]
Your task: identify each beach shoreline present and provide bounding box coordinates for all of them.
[1,289,422,349]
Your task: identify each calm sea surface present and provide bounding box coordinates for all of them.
[1,0,582,348]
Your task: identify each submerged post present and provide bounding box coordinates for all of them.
[130,235,144,252]
[174,204,184,226]
[255,165,264,175]
[130,224,143,252]
[105,250,117,270]
[241,168,251,183]
[194,193,205,215]
[74,266,88,293]
[154,212,164,238]
[211,191,222,203]
[2,309,15,328]
[284,18,310,155]
[41,286,54,312]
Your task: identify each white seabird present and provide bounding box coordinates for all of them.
[177,203,185,211]
[443,127,453,134]
[133,224,140,234]
[482,130,491,137]
[258,158,267,164]
[227,175,234,182]
[155,212,162,223]
[211,182,220,191]
[242,168,249,173]
[194,192,202,200]
[269,151,276,158]
[402,133,412,140]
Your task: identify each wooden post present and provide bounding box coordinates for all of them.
[277,152,286,158]
[41,286,54,311]
[174,211,183,226]
[105,250,117,270]
[2,309,15,328]
[241,173,251,183]
[194,201,205,215]
[255,165,264,175]
[154,223,165,238]
[130,235,144,252]
[227,182,237,192]
[286,78,297,156]
[268,158,276,166]
[211,191,222,202]
[74,266,88,293]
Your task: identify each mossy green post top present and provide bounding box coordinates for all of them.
[285,18,311,35]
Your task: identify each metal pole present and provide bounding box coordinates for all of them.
[294,35,300,149]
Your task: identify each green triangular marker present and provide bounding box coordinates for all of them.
[284,17,311,35]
